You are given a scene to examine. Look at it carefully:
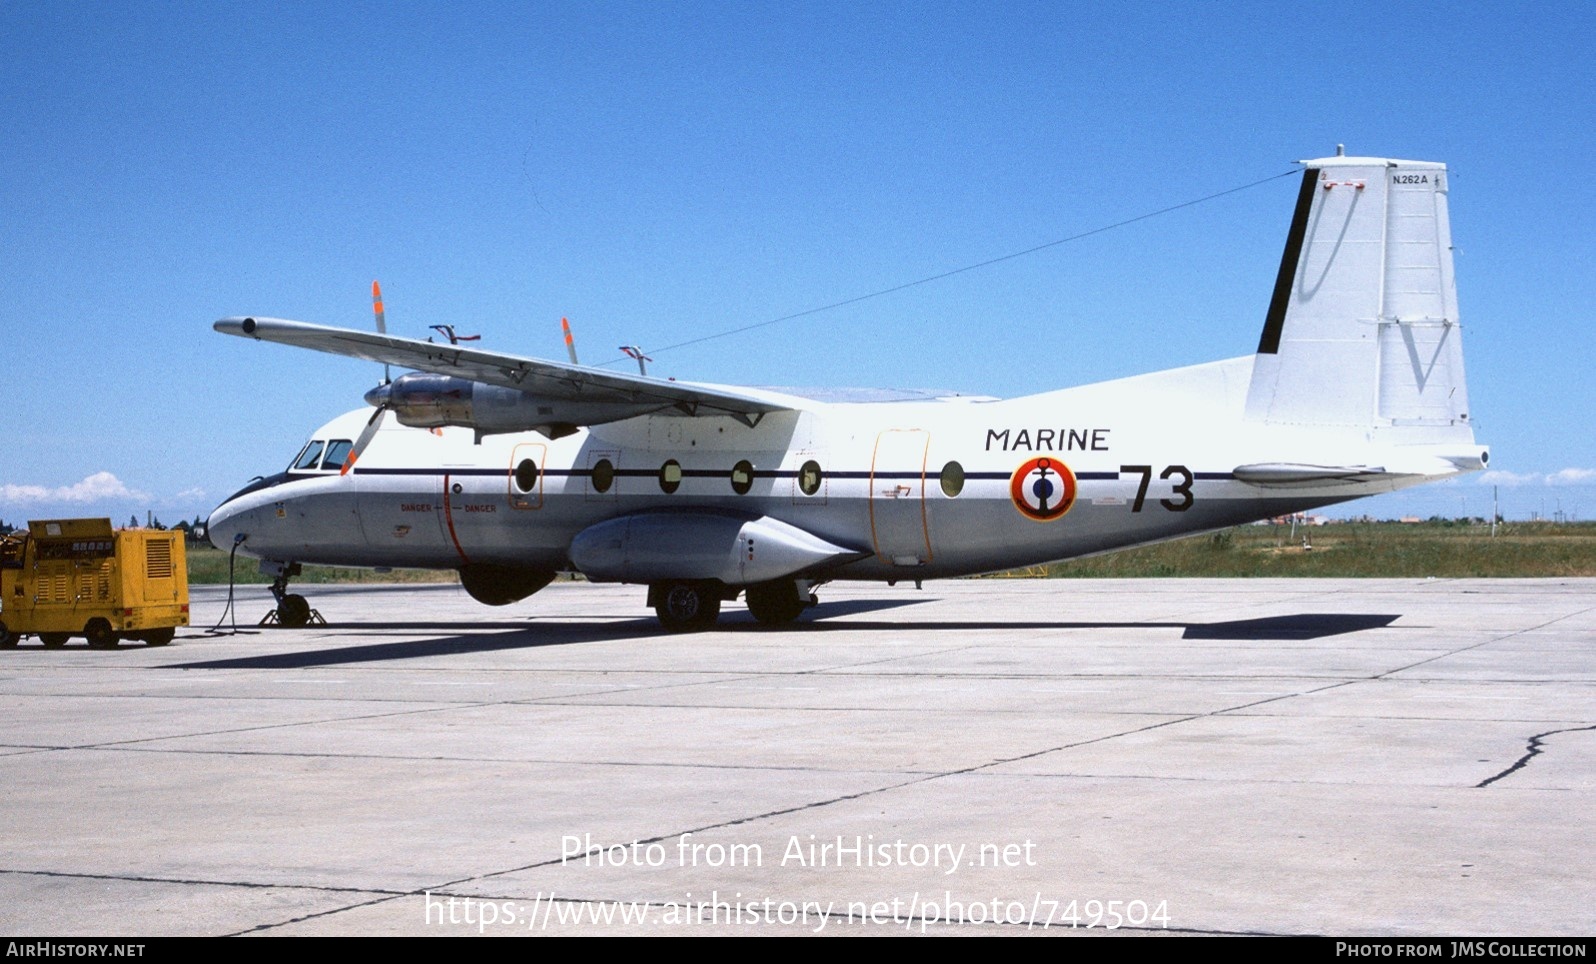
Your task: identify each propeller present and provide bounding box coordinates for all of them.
[341,280,394,476]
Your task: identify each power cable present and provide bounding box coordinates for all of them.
[597,168,1299,365]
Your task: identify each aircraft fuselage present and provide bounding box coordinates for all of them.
[208,354,1478,584]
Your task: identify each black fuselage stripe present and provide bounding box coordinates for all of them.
[218,465,1240,510]
[247,467,1229,487]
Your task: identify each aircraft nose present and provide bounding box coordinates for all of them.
[206,501,248,552]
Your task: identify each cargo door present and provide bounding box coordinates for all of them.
[357,483,446,552]
[869,429,931,565]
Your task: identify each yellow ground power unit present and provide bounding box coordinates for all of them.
[0,518,189,648]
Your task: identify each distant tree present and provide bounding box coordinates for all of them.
[129,514,139,528]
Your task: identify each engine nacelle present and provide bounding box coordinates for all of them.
[368,373,665,440]
[569,512,862,586]
[459,564,557,606]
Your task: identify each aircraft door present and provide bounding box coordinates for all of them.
[869,429,931,565]
[357,481,446,553]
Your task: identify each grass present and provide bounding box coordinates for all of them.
[183,522,1596,584]
[187,546,459,585]
[1034,521,1596,579]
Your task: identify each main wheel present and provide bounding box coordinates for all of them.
[277,594,311,628]
[85,618,119,650]
[40,633,69,648]
[0,620,15,648]
[745,580,807,625]
[143,628,175,647]
[653,582,721,632]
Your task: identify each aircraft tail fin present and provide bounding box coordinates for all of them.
[1244,155,1473,443]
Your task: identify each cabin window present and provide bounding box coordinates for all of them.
[940,460,965,497]
[291,441,325,471]
[321,439,354,471]
[514,459,540,493]
[659,460,682,494]
[591,459,615,493]
[730,460,754,495]
[798,460,823,496]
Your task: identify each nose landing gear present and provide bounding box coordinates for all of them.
[259,561,324,629]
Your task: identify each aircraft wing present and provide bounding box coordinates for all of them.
[214,316,794,423]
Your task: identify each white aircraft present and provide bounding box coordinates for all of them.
[207,153,1486,630]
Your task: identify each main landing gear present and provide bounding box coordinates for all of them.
[647,579,819,632]
[650,581,723,632]
[260,561,324,629]
[744,579,814,625]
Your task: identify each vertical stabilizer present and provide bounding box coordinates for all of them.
[1245,157,1472,442]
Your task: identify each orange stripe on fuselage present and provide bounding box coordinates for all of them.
[442,473,470,565]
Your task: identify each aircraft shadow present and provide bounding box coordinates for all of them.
[163,622,662,669]
[165,600,930,668]
[164,610,1397,670]
[799,612,1401,640]
[1179,613,1399,639]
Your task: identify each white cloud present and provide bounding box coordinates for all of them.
[172,487,208,502]
[1547,468,1596,486]
[0,471,150,504]
[1477,470,1542,488]
[1477,468,1596,488]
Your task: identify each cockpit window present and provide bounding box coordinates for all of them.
[321,439,354,471]
[291,441,326,471]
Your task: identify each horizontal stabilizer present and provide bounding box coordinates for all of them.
[1232,463,1399,487]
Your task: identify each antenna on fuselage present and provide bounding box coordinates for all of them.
[428,324,480,345]
[619,345,653,377]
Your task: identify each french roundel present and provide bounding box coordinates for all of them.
[1010,457,1077,522]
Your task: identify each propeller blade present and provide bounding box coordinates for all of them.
[371,280,387,334]
[562,317,579,365]
[372,280,390,383]
[340,404,387,476]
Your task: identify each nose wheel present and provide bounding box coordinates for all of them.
[260,563,324,629]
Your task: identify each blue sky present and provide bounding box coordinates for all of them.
[2,0,1592,527]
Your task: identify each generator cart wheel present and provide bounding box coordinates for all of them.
[85,619,119,650]
[0,620,15,648]
[143,628,175,647]
[40,633,69,648]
